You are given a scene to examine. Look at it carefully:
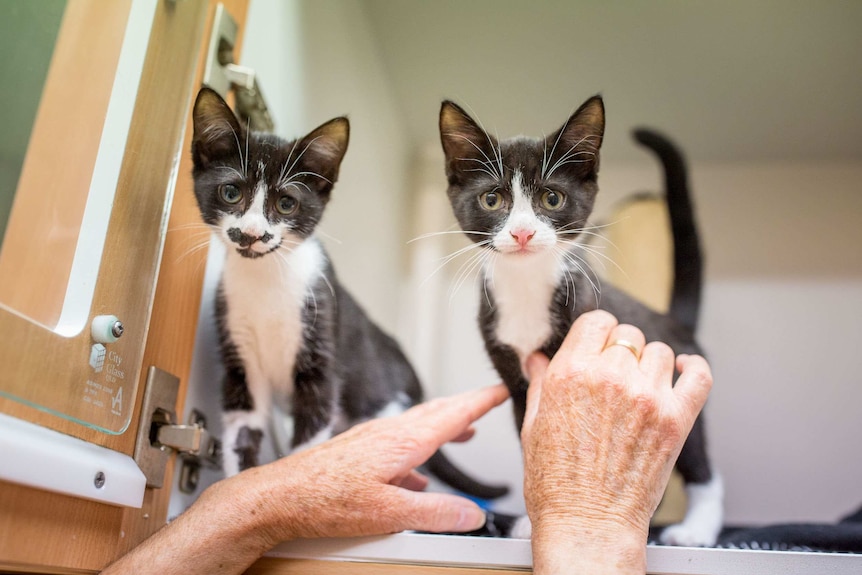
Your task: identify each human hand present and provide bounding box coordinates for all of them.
[521,310,712,574]
[219,384,510,545]
[103,385,509,575]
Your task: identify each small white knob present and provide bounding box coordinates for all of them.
[91,315,124,344]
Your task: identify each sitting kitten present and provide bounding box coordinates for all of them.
[438,97,722,545]
[190,87,507,499]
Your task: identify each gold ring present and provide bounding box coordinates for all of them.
[604,339,641,361]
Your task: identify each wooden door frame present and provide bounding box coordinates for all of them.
[0,1,249,572]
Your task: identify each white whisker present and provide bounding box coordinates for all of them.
[448,247,491,307]
[558,248,602,307]
[419,240,492,288]
[214,165,245,181]
[545,135,600,179]
[168,222,217,233]
[284,180,313,195]
[318,270,336,299]
[280,136,324,190]
[316,229,343,245]
[446,133,502,180]
[281,170,332,188]
[408,229,492,244]
[244,118,250,177]
[274,249,320,326]
[481,251,499,309]
[562,241,626,278]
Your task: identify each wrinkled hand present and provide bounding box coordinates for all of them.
[213,384,510,545]
[521,310,712,573]
[104,385,509,575]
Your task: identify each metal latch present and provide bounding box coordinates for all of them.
[202,4,273,132]
[133,368,220,491]
[169,410,220,494]
[156,414,212,456]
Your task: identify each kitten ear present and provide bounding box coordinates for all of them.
[439,101,499,182]
[545,95,605,177]
[192,86,244,169]
[294,116,350,190]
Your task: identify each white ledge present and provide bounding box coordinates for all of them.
[268,531,862,574]
[0,412,145,508]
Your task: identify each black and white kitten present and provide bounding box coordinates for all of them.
[438,97,723,545]
[190,87,508,499]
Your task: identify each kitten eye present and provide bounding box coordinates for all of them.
[219,184,242,205]
[480,190,504,211]
[276,194,299,215]
[541,190,565,211]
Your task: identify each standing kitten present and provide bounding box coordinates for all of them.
[438,97,722,545]
[191,87,507,499]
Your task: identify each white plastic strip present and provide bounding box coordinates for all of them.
[0,412,146,507]
[55,0,158,337]
[268,532,862,574]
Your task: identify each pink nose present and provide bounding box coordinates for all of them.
[510,229,535,248]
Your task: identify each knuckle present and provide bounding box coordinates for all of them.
[659,417,686,443]
[594,365,624,390]
[694,370,713,391]
[397,434,425,456]
[633,392,659,419]
[648,341,674,359]
[589,309,618,326]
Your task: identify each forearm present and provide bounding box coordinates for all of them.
[530,521,647,575]
[102,473,284,575]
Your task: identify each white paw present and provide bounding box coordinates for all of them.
[659,522,719,547]
[508,515,532,539]
[660,475,723,547]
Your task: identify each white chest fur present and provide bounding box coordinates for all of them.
[486,252,562,367]
[221,238,326,398]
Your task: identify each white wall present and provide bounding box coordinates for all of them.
[238,0,409,333]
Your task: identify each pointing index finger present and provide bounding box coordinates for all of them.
[400,384,509,467]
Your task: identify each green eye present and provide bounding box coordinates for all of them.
[220,184,242,204]
[276,194,298,215]
[541,189,565,211]
[480,190,504,211]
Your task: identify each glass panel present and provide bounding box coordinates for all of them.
[0,0,66,247]
[0,0,139,333]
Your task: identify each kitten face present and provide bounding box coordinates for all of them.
[439,97,604,257]
[191,87,349,259]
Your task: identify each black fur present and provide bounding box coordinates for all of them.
[633,128,703,333]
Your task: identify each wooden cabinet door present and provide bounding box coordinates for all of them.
[0,0,249,572]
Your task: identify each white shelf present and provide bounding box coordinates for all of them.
[268,532,862,574]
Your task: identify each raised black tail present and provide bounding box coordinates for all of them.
[632,128,703,333]
[425,450,510,500]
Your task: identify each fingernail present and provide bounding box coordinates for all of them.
[457,507,486,532]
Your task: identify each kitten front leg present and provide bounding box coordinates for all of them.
[486,341,529,431]
[289,318,338,452]
[290,369,337,452]
[221,365,270,476]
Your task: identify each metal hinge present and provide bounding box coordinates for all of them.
[202,3,273,132]
[133,367,220,491]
